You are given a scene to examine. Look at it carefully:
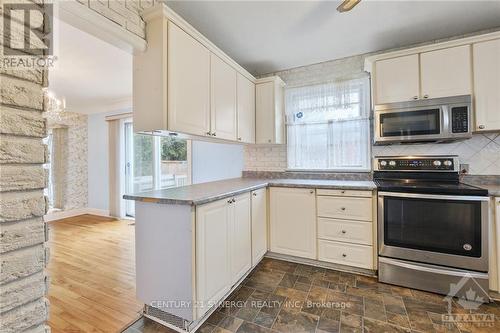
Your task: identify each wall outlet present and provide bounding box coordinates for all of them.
[460,163,469,174]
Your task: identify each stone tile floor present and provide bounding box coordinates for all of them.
[123,258,500,333]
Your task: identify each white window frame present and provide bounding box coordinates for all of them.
[285,77,372,172]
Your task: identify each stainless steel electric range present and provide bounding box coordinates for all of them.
[374,155,490,296]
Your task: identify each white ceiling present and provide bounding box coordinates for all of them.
[49,20,132,114]
[166,0,500,75]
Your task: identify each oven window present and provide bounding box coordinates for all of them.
[384,196,482,257]
[380,109,440,137]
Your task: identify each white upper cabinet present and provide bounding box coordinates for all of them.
[473,39,500,132]
[420,45,472,99]
[211,54,237,140]
[251,188,267,265]
[237,73,256,143]
[256,77,285,144]
[374,54,420,104]
[229,193,252,285]
[270,187,316,259]
[167,22,211,136]
[134,4,256,143]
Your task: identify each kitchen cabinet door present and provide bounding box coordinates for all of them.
[211,54,237,140]
[229,193,252,285]
[237,73,256,143]
[374,54,420,104]
[256,77,285,144]
[420,45,472,99]
[270,187,316,259]
[473,39,500,132]
[251,188,267,265]
[196,199,230,317]
[168,22,210,136]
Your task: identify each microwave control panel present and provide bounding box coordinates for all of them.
[451,106,469,133]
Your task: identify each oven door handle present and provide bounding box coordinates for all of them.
[378,191,489,202]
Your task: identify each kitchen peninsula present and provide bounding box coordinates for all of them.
[124,177,377,332]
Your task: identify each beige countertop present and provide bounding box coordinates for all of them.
[123,178,376,205]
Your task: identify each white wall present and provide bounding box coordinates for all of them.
[87,112,111,211]
[87,112,244,212]
[191,141,243,184]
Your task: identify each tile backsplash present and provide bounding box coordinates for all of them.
[244,133,500,175]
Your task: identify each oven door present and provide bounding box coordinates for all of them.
[374,107,445,143]
[378,192,489,272]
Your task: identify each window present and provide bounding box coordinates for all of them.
[124,121,190,217]
[286,77,371,171]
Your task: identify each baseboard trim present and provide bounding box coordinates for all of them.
[44,208,112,222]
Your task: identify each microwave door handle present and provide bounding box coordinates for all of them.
[378,191,489,202]
[442,106,450,134]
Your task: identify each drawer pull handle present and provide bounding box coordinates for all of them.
[252,193,257,197]
[342,253,347,258]
[341,207,346,211]
[341,190,345,194]
[310,190,314,194]
[341,230,347,234]
[478,125,485,130]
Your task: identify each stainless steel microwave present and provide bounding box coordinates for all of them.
[374,95,472,144]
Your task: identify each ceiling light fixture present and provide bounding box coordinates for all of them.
[337,0,361,13]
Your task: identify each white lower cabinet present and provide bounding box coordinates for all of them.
[196,193,252,318]
[270,187,317,259]
[251,188,267,265]
[229,193,252,285]
[317,191,375,270]
[196,199,231,317]
[318,240,373,269]
[318,218,373,245]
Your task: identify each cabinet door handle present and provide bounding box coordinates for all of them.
[478,125,485,130]
[252,192,257,197]
[341,230,347,234]
[227,199,232,204]
[206,131,211,136]
[341,207,346,211]
[212,132,217,136]
[309,190,314,194]
[423,94,429,99]
[412,96,418,100]
[267,139,271,143]
[341,190,346,194]
[342,253,347,258]
[238,137,242,141]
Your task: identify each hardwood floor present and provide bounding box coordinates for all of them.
[47,214,143,333]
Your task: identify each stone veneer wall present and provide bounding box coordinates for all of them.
[245,30,500,176]
[0,7,50,333]
[76,0,156,39]
[46,112,88,211]
[0,1,150,332]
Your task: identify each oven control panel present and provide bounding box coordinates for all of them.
[375,157,458,171]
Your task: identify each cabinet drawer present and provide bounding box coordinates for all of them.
[318,240,373,269]
[317,196,372,221]
[316,189,372,198]
[318,218,372,245]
